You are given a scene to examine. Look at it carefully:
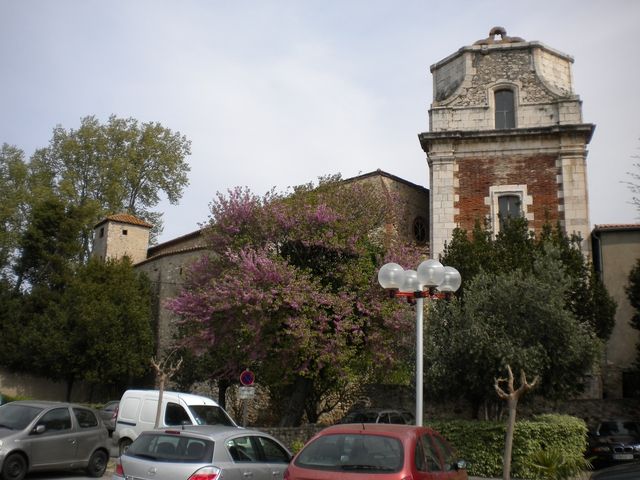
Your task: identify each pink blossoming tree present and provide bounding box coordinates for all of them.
[167,175,425,426]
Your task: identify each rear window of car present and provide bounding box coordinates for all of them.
[73,408,99,428]
[295,433,403,473]
[127,432,213,463]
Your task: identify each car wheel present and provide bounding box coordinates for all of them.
[86,450,108,478]
[2,453,27,480]
[119,438,132,456]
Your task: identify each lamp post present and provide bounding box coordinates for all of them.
[378,259,461,426]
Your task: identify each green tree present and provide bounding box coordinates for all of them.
[0,144,30,280]
[442,218,616,341]
[425,249,602,418]
[62,258,154,393]
[29,115,191,257]
[2,258,154,399]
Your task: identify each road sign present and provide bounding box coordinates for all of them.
[238,386,255,400]
[240,369,255,386]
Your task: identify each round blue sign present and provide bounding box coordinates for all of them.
[240,369,255,386]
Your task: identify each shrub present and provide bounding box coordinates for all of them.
[428,414,588,478]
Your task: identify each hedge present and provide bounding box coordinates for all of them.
[428,414,588,479]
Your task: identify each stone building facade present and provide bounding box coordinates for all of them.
[419,27,593,259]
[592,225,640,398]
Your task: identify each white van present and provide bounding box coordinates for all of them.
[113,389,237,454]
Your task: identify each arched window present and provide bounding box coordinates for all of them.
[413,216,427,244]
[494,89,515,129]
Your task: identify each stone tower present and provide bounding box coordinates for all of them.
[92,213,152,264]
[419,27,594,259]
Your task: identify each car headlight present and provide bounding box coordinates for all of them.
[592,446,611,453]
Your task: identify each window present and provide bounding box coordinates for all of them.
[99,227,104,238]
[413,216,427,243]
[254,436,290,463]
[73,408,98,428]
[122,229,128,236]
[38,408,72,432]
[129,432,213,463]
[498,194,522,228]
[487,185,530,235]
[495,89,515,129]
[165,402,192,426]
[416,434,443,472]
[227,436,257,462]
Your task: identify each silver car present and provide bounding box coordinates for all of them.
[0,400,110,480]
[113,425,292,480]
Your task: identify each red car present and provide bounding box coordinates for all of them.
[284,423,468,480]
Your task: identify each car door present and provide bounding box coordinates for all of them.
[224,434,288,480]
[72,407,104,461]
[251,435,290,479]
[430,433,467,479]
[29,406,78,468]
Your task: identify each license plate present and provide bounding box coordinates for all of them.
[613,453,634,460]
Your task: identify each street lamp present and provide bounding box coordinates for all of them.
[378,259,461,426]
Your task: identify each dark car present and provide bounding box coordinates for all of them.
[591,461,640,479]
[338,408,414,425]
[588,420,640,467]
[0,400,110,480]
[284,423,468,480]
[98,400,119,434]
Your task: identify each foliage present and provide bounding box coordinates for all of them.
[442,218,616,341]
[626,258,640,370]
[61,258,155,389]
[168,176,425,425]
[528,447,592,480]
[425,247,602,416]
[0,258,154,397]
[27,115,191,257]
[0,115,188,396]
[0,144,29,281]
[428,414,589,478]
[13,197,87,291]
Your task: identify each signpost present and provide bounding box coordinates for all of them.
[239,369,255,426]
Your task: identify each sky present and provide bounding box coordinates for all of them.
[2,0,639,244]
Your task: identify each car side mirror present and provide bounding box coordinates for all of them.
[454,459,468,470]
[32,424,46,434]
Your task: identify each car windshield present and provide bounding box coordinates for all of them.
[127,432,214,463]
[188,405,235,426]
[0,404,43,430]
[295,433,403,472]
[600,422,640,436]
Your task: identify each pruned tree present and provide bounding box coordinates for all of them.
[151,350,183,428]
[495,365,538,480]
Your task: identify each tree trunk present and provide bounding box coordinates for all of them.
[218,379,229,410]
[278,375,313,427]
[503,396,518,480]
[65,377,74,402]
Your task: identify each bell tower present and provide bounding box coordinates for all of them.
[419,27,594,258]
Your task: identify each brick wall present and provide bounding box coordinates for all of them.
[456,154,560,232]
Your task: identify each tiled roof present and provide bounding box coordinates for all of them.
[593,224,640,232]
[94,213,153,229]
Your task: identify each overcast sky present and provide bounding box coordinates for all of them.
[2,1,639,243]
